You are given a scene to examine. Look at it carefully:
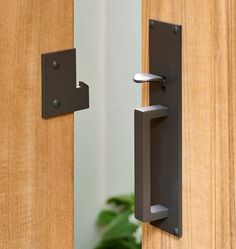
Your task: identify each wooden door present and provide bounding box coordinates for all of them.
[0,1,74,248]
[142,0,236,248]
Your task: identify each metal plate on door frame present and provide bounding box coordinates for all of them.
[42,48,89,118]
[149,20,182,237]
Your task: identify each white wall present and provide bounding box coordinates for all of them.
[74,1,141,248]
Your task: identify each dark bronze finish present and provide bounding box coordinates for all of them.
[134,20,182,237]
[42,49,89,118]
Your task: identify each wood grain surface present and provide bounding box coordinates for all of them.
[0,1,74,248]
[142,0,236,248]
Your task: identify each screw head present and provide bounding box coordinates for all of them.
[52,60,60,69]
[173,227,179,236]
[150,20,156,29]
[172,25,179,34]
[53,99,61,108]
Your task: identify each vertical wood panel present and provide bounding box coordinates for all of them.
[0,1,74,248]
[142,0,236,248]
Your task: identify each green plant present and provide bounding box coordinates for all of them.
[94,194,142,249]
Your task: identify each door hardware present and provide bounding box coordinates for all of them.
[133,73,166,83]
[134,20,182,237]
[133,73,166,88]
[135,105,169,222]
[41,48,89,118]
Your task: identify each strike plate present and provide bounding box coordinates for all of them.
[41,48,89,118]
[149,20,182,236]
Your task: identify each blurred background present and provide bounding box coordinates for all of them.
[74,0,141,248]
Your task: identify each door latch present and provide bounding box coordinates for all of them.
[133,73,166,88]
[134,20,182,237]
[41,48,89,118]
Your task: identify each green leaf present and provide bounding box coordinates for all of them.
[118,238,140,249]
[107,194,134,210]
[94,240,124,249]
[95,239,139,249]
[102,211,138,242]
[94,194,142,249]
[97,209,118,226]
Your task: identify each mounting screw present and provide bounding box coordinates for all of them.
[173,227,179,236]
[52,60,60,69]
[53,99,61,108]
[150,20,156,29]
[172,25,179,34]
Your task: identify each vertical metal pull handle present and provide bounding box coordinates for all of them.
[135,105,169,222]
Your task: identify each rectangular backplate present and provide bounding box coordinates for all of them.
[149,20,182,236]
